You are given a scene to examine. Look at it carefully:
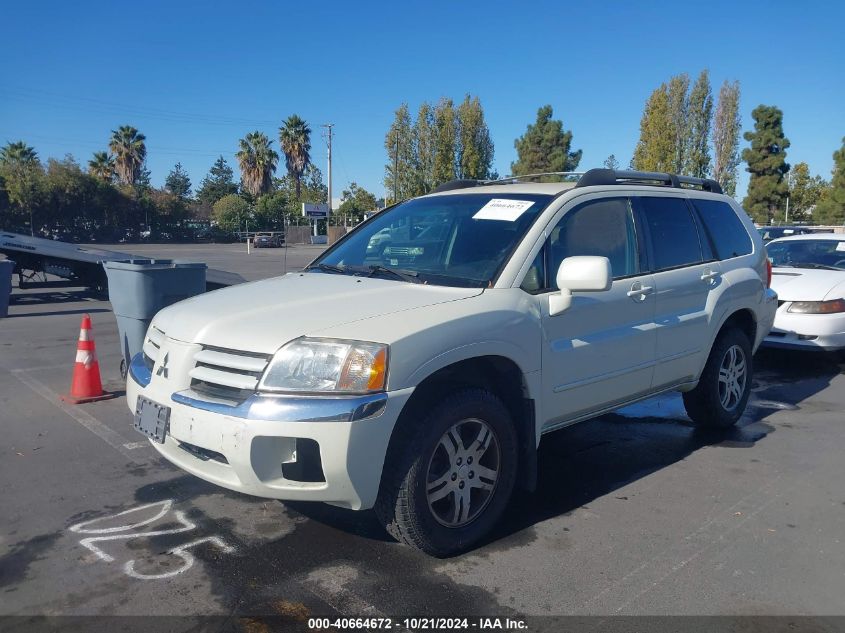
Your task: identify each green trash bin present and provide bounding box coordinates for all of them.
[0,259,15,318]
[103,259,207,377]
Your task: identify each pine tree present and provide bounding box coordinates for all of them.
[134,162,152,197]
[383,103,416,202]
[197,156,238,207]
[511,105,581,176]
[632,85,674,172]
[815,137,845,225]
[712,80,742,196]
[432,98,457,186]
[787,163,829,222]
[685,70,713,178]
[603,155,620,170]
[742,105,790,224]
[456,95,494,180]
[165,162,192,200]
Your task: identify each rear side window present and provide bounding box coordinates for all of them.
[639,197,703,270]
[691,199,753,259]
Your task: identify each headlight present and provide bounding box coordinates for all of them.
[787,299,845,314]
[258,338,388,393]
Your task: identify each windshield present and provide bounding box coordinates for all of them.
[309,192,553,287]
[767,239,845,270]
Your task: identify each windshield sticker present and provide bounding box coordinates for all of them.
[473,199,535,221]
[836,242,845,252]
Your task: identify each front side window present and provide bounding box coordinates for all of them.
[692,199,753,259]
[522,197,639,293]
[311,193,552,287]
[639,197,704,270]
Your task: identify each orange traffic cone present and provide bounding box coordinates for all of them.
[62,314,113,404]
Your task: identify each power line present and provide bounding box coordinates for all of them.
[0,131,232,158]
[2,86,279,128]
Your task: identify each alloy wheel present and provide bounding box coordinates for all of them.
[426,418,501,528]
[718,344,747,411]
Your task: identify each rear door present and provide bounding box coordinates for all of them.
[635,195,722,387]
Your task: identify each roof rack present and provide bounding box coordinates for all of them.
[575,168,723,194]
[487,172,585,184]
[430,169,724,195]
[431,172,583,193]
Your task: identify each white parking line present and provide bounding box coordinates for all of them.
[11,368,145,461]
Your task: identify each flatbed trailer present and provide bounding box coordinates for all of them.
[0,231,244,291]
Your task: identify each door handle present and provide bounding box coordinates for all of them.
[701,270,720,282]
[627,284,653,298]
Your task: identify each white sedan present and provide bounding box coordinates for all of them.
[764,233,845,351]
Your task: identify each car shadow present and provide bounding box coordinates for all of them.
[292,347,843,553]
[11,288,105,306]
[482,347,842,548]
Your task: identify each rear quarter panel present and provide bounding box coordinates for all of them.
[686,192,774,361]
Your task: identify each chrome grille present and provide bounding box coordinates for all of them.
[188,346,271,402]
[142,326,165,370]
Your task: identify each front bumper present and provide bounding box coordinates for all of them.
[762,306,845,351]
[128,353,413,510]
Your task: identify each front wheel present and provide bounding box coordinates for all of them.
[683,327,752,428]
[375,388,518,557]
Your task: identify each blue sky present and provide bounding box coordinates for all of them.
[1,0,843,204]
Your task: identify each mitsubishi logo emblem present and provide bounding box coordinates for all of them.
[156,351,169,378]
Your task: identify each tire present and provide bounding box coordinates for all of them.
[683,327,752,428]
[375,388,518,557]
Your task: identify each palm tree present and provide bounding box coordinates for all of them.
[279,115,311,199]
[236,131,278,197]
[0,140,38,166]
[0,141,42,234]
[108,125,146,185]
[88,151,115,183]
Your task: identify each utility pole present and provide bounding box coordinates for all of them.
[321,123,334,213]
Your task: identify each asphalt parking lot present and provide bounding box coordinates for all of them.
[2,244,845,630]
[89,241,328,282]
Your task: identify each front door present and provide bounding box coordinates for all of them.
[535,196,657,428]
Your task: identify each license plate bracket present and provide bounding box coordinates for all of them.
[134,396,170,444]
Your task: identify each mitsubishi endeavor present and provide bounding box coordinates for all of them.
[127,168,778,556]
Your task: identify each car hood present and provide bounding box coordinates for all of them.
[770,267,845,302]
[152,272,483,353]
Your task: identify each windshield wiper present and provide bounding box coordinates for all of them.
[305,263,348,274]
[367,265,422,284]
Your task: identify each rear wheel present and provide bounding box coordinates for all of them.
[375,388,518,557]
[683,327,752,428]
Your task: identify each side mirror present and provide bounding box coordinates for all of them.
[549,256,612,316]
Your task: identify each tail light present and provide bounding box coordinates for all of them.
[765,258,772,288]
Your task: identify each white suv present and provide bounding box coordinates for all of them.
[127,169,778,556]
